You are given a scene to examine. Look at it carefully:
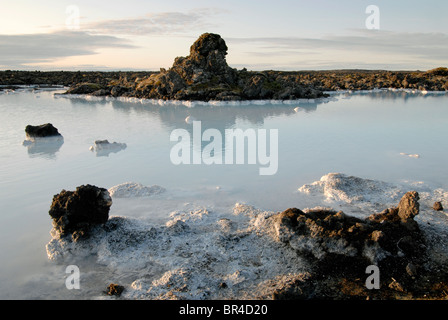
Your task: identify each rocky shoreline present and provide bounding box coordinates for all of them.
[2,33,447,101]
[46,178,448,300]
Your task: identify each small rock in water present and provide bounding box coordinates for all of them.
[49,184,112,240]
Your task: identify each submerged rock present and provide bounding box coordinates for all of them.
[25,123,62,140]
[49,185,112,241]
[298,172,402,206]
[268,191,445,299]
[64,83,104,95]
[63,33,328,101]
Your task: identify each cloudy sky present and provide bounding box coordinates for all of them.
[0,0,447,71]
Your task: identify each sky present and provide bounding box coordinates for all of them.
[0,0,447,71]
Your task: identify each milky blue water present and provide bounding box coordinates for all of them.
[0,88,447,299]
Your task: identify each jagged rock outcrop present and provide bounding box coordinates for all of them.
[49,185,112,241]
[133,33,326,101]
[272,191,426,297]
[60,33,326,101]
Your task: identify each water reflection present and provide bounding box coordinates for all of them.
[22,136,64,159]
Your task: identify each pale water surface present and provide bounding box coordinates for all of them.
[0,88,447,299]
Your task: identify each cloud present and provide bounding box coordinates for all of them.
[0,31,136,68]
[227,30,448,70]
[86,9,223,36]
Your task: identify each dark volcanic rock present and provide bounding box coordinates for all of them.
[49,185,112,240]
[135,33,240,101]
[397,191,420,222]
[25,123,62,139]
[433,201,443,211]
[65,83,104,95]
[89,140,127,157]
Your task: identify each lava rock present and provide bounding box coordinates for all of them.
[25,123,62,139]
[49,185,112,240]
[433,201,443,211]
[89,140,127,151]
[397,191,420,222]
[128,33,328,101]
[106,283,125,297]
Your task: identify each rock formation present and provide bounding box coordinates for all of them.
[49,185,112,241]
[89,140,127,157]
[108,182,166,198]
[106,283,125,297]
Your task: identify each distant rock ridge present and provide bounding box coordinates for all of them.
[65,33,327,101]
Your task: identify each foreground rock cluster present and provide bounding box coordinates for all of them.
[46,183,448,300]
